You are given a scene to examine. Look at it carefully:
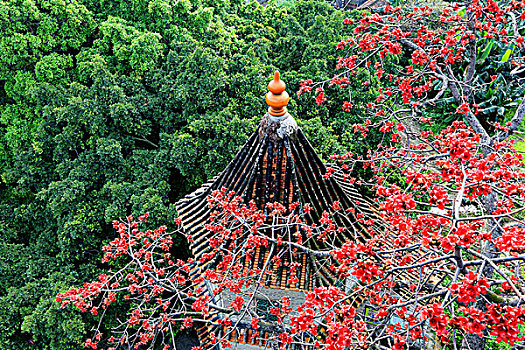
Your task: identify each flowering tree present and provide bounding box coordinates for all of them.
[300,0,525,144]
[57,120,525,350]
[296,0,525,349]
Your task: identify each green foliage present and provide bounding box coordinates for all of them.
[0,0,371,347]
[0,273,87,349]
[422,28,525,133]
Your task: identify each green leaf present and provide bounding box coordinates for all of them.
[499,45,515,63]
[480,40,494,61]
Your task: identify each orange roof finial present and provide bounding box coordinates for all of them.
[266,71,289,117]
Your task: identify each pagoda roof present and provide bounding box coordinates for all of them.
[176,72,383,291]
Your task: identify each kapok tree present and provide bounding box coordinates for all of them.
[58,120,525,350]
[300,0,525,145]
[297,0,525,349]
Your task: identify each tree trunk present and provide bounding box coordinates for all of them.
[461,190,504,350]
[462,333,486,350]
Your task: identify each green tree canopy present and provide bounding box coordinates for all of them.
[0,0,372,347]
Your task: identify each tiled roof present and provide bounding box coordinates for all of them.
[176,112,382,288]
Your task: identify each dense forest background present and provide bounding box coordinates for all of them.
[4,0,525,347]
[0,0,376,347]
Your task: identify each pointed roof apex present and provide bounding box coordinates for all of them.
[266,71,289,117]
[268,71,286,94]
